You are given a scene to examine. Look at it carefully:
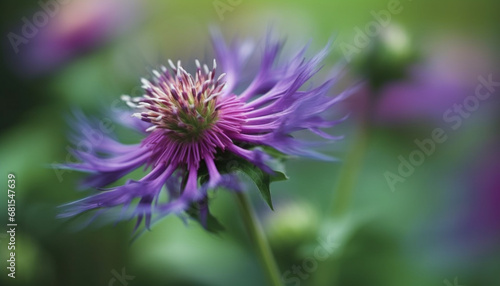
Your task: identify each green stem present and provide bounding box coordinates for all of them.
[330,88,377,218]
[330,122,368,218]
[235,192,283,286]
[310,124,369,286]
[314,103,373,286]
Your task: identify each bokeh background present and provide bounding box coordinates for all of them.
[1,0,499,285]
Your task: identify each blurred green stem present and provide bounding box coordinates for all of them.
[314,101,373,286]
[330,120,368,218]
[312,123,369,286]
[235,192,283,286]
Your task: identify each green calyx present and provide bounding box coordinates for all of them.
[165,99,219,143]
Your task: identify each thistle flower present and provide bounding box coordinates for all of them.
[12,0,139,75]
[351,35,497,124]
[60,30,352,231]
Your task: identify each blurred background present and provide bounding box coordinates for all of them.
[1,0,499,285]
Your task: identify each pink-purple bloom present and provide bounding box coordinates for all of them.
[350,36,497,125]
[11,0,139,75]
[59,31,352,231]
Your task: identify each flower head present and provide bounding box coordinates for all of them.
[350,35,498,125]
[59,30,354,232]
[122,59,248,171]
[13,0,139,75]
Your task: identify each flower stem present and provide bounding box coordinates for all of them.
[330,122,368,218]
[235,192,283,286]
[330,92,374,218]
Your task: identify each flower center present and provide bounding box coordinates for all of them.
[122,59,227,143]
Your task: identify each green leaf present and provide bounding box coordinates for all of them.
[212,146,290,211]
[259,146,289,160]
[200,212,226,234]
[186,203,225,234]
[239,160,275,210]
[234,156,288,211]
[266,159,289,183]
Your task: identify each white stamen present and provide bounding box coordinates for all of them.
[213,59,217,70]
[187,74,195,86]
[204,92,219,103]
[126,101,138,108]
[168,59,176,70]
[153,70,161,78]
[178,65,188,76]
[120,95,131,101]
[203,64,209,74]
[195,59,201,69]
[141,78,150,86]
[146,126,157,132]
[131,113,142,118]
[217,73,227,81]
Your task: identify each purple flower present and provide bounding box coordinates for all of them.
[411,140,500,267]
[12,0,139,75]
[349,36,498,124]
[59,30,352,231]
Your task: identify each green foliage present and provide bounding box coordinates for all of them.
[186,202,226,234]
[189,146,289,231]
[220,146,289,210]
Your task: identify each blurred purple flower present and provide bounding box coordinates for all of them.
[412,140,500,267]
[13,0,139,75]
[459,142,500,250]
[351,36,497,124]
[59,31,352,231]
